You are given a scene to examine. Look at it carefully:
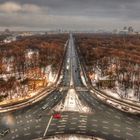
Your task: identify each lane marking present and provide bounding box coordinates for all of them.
[57,125,66,128]
[24,133,31,136]
[114,124,120,127]
[126,127,132,131]
[102,121,108,124]
[103,126,109,129]
[114,129,120,132]
[43,116,53,137]
[126,132,133,136]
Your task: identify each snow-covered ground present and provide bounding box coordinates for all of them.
[46,135,105,140]
[102,88,140,102]
[54,89,91,113]
[0,65,57,104]
[90,66,140,103]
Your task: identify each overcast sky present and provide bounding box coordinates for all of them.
[0,0,140,31]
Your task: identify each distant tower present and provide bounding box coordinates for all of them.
[128,26,134,34]
[4,28,10,34]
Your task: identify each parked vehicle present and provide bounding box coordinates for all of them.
[0,125,10,137]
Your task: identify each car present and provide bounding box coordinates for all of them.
[121,106,129,112]
[0,127,10,137]
[42,104,49,110]
[53,113,61,119]
[66,65,69,70]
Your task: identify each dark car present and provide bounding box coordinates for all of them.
[0,125,10,137]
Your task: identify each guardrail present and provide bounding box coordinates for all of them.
[74,38,140,114]
[0,86,56,113]
[0,39,69,113]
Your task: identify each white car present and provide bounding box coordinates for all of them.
[66,65,69,70]
[42,104,49,110]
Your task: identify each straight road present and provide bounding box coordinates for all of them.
[0,34,140,140]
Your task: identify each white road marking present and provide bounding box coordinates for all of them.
[126,121,132,124]
[24,133,31,136]
[70,122,77,124]
[114,129,120,132]
[126,132,133,136]
[103,126,109,129]
[91,129,97,132]
[78,125,86,128]
[114,124,120,127]
[126,127,132,131]
[35,125,41,128]
[50,123,56,126]
[15,134,19,138]
[57,125,66,128]
[115,115,121,119]
[102,121,108,124]
[43,116,53,137]
[12,136,15,139]
[55,131,64,134]
[102,131,108,135]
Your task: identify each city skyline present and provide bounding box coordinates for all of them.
[0,0,140,31]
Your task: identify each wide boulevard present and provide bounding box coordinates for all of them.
[0,34,140,140]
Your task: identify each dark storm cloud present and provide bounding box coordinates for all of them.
[0,0,140,30]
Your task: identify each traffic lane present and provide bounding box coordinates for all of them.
[0,37,71,139]
[78,91,140,139]
[55,112,139,140]
[44,111,139,140]
[60,69,70,86]
[78,91,140,120]
[0,37,70,139]
[78,91,126,113]
[0,89,58,117]
[1,91,68,140]
[94,112,140,140]
[11,90,63,116]
[2,113,51,140]
[71,56,82,86]
[77,91,105,112]
[71,46,83,86]
[45,112,89,137]
[70,34,86,87]
[0,90,68,139]
[26,90,67,117]
[71,35,140,138]
[58,37,72,86]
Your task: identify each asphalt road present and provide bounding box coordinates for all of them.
[0,34,140,140]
